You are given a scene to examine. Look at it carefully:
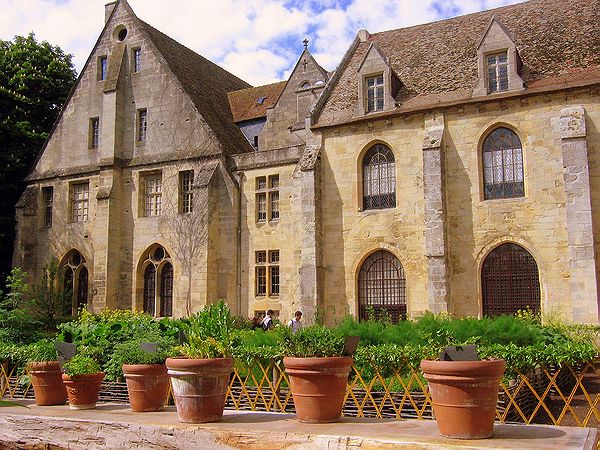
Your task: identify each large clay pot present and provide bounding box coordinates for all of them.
[27,361,67,406]
[166,357,233,423]
[62,372,105,410]
[284,356,353,423]
[123,363,169,412]
[420,359,506,439]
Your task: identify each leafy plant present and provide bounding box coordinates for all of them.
[177,300,240,358]
[280,325,345,357]
[104,340,174,381]
[25,339,57,363]
[62,354,101,376]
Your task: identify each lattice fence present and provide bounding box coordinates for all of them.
[2,358,598,427]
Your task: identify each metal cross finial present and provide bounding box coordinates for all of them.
[303,38,309,49]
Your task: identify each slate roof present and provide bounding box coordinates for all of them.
[139,20,254,155]
[227,81,286,123]
[314,0,600,127]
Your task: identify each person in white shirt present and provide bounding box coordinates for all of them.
[262,310,274,330]
[287,310,302,333]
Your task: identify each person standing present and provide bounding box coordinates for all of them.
[262,310,274,330]
[287,310,302,333]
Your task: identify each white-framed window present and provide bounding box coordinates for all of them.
[71,182,89,222]
[98,56,108,81]
[143,174,162,217]
[137,108,147,142]
[89,117,99,149]
[132,48,142,73]
[365,74,384,112]
[486,52,509,93]
[179,170,194,214]
[255,250,280,297]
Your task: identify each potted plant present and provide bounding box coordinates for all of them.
[420,346,506,439]
[282,325,353,423]
[166,301,238,423]
[26,340,67,406]
[108,340,172,412]
[61,354,105,410]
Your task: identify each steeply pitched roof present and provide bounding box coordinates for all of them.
[315,0,600,127]
[138,20,254,155]
[227,81,286,123]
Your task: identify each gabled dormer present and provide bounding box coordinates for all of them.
[472,17,524,97]
[355,34,401,116]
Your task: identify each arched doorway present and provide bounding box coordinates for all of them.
[358,250,406,323]
[481,243,541,316]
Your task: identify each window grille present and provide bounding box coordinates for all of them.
[482,243,540,317]
[71,183,89,222]
[144,175,162,216]
[487,52,508,93]
[133,48,141,72]
[179,170,194,213]
[256,193,267,221]
[89,117,99,149]
[358,250,406,323]
[270,191,279,220]
[483,127,524,199]
[143,264,156,316]
[137,109,147,142]
[42,186,53,228]
[366,74,384,112]
[160,263,173,317]
[362,144,396,210]
[255,250,279,297]
[256,267,267,296]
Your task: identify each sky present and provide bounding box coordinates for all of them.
[0,0,525,86]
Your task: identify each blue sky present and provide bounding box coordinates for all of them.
[0,0,525,86]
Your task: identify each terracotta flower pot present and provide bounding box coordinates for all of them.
[284,356,353,423]
[123,363,169,412]
[27,361,67,406]
[420,359,506,439]
[62,372,105,410]
[166,357,233,423]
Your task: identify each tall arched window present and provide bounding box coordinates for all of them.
[358,250,406,323]
[60,250,88,314]
[482,127,524,199]
[481,243,540,317]
[139,245,173,317]
[160,262,173,317]
[362,144,396,210]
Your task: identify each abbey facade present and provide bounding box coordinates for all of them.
[13,0,600,324]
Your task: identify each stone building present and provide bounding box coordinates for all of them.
[13,0,600,324]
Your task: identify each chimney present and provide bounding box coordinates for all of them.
[105,2,117,24]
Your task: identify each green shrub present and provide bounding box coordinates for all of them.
[25,339,57,363]
[62,354,101,376]
[104,340,175,381]
[280,325,345,357]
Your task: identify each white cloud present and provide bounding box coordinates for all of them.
[0,0,526,85]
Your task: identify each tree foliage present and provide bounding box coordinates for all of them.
[0,33,77,288]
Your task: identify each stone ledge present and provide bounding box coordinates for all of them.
[0,402,597,450]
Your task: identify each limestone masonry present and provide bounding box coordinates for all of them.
[13,0,600,324]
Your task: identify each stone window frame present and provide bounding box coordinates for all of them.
[357,141,397,212]
[485,51,509,94]
[132,47,142,73]
[139,171,162,217]
[139,244,174,317]
[255,174,280,224]
[136,108,148,143]
[41,185,53,228]
[478,124,526,201]
[255,249,280,298]
[355,43,399,117]
[98,55,108,81]
[70,181,90,223]
[60,249,89,315]
[178,170,194,214]
[89,117,100,149]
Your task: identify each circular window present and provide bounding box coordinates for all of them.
[153,247,165,262]
[70,252,82,266]
[113,25,128,42]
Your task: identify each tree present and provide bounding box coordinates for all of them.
[0,33,77,290]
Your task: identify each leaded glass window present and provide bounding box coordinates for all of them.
[483,127,524,199]
[487,52,508,93]
[363,144,396,210]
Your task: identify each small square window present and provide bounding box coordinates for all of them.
[256,250,267,264]
[256,176,266,190]
[132,48,142,73]
[269,250,279,264]
[137,108,147,142]
[89,117,99,149]
[98,56,108,81]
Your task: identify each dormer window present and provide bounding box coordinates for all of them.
[366,74,384,112]
[487,52,508,93]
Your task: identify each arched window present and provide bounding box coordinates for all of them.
[362,144,396,210]
[481,243,540,317]
[358,250,406,323]
[160,262,173,317]
[482,127,524,199]
[60,250,88,314]
[139,245,173,317]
